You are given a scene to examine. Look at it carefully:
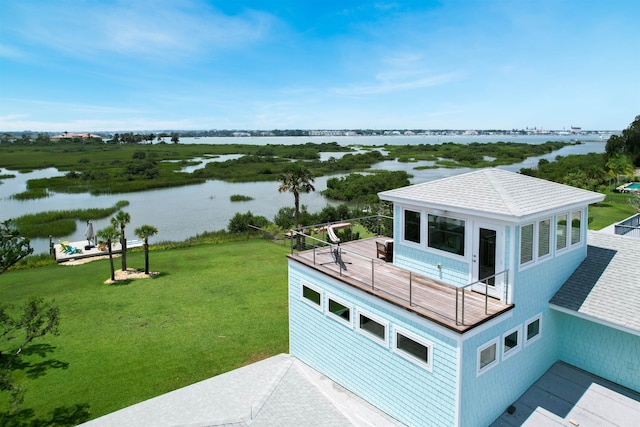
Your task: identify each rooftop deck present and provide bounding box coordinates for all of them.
[288,235,513,334]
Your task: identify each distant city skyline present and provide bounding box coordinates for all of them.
[1,1,639,132]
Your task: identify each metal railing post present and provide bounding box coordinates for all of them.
[485,280,489,315]
[455,288,459,325]
[371,259,375,291]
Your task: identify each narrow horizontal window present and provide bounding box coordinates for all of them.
[326,295,352,327]
[358,311,388,346]
[300,281,322,311]
[394,328,432,370]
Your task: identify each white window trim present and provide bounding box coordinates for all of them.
[356,309,389,347]
[401,207,424,248]
[300,280,323,311]
[569,210,583,247]
[501,325,521,361]
[392,326,433,371]
[519,218,553,271]
[477,337,500,376]
[555,213,570,254]
[524,313,542,346]
[326,293,353,328]
[426,213,467,259]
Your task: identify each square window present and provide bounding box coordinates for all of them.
[404,209,421,244]
[428,214,465,256]
[477,338,499,375]
[327,295,351,326]
[525,314,542,345]
[502,326,521,361]
[358,311,388,346]
[394,328,432,371]
[301,281,322,311]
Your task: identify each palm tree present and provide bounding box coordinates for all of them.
[97,225,120,281]
[606,153,635,185]
[111,211,131,271]
[278,163,315,248]
[134,225,158,274]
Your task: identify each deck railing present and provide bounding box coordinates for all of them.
[615,213,640,238]
[289,217,509,327]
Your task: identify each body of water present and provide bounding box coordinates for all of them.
[0,136,606,254]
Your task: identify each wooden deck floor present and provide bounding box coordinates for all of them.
[288,236,513,333]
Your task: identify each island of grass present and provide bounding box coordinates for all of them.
[0,139,578,196]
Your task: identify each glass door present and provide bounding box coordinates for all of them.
[472,223,503,299]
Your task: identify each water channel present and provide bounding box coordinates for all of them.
[0,135,606,254]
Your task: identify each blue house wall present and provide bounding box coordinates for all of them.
[289,261,461,426]
[555,312,640,392]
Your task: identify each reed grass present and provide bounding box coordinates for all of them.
[12,200,130,238]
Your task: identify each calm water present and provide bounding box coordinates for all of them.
[0,136,606,254]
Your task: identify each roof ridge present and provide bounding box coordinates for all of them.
[483,169,522,217]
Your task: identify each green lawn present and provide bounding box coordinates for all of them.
[0,239,291,425]
[589,189,638,230]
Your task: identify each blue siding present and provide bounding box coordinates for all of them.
[556,311,640,392]
[289,261,460,426]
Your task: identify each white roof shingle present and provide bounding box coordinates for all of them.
[550,231,640,334]
[378,168,604,222]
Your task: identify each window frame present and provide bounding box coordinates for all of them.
[570,210,582,246]
[326,294,353,328]
[520,218,553,269]
[392,327,433,371]
[477,337,500,376]
[556,213,569,252]
[501,325,521,361]
[524,313,542,346]
[402,207,422,246]
[300,280,323,311]
[357,309,389,347]
[427,213,466,257]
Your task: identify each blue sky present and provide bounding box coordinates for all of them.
[0,0,638,132]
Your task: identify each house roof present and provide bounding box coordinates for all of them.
[378,168,604,222]
[550,231,640,334]
[79,354,402,427]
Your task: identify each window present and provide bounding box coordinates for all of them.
[477,338,499,375]
[327,295,351,326]
[571,211,581,245]
[520,218,552,267]
[394,328,433,370]
[404,209,421,244]
[428,214,465,256]
[525,314,542,345]
[358,311,388,346]
[301,281,322,311]
[520,224,534,264]
[556,214,568,251]
[502,326,521,360]
[538,218,551,258]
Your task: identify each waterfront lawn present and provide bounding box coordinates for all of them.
[589,189,638,230]
[0,239,290,425]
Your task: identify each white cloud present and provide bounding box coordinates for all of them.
[331,72,458,96]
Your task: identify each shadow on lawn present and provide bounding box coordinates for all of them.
[10,344,69,380]
[0,403,91,426]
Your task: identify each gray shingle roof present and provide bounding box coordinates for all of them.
[378,168,604,221]
[550,231,640,333]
